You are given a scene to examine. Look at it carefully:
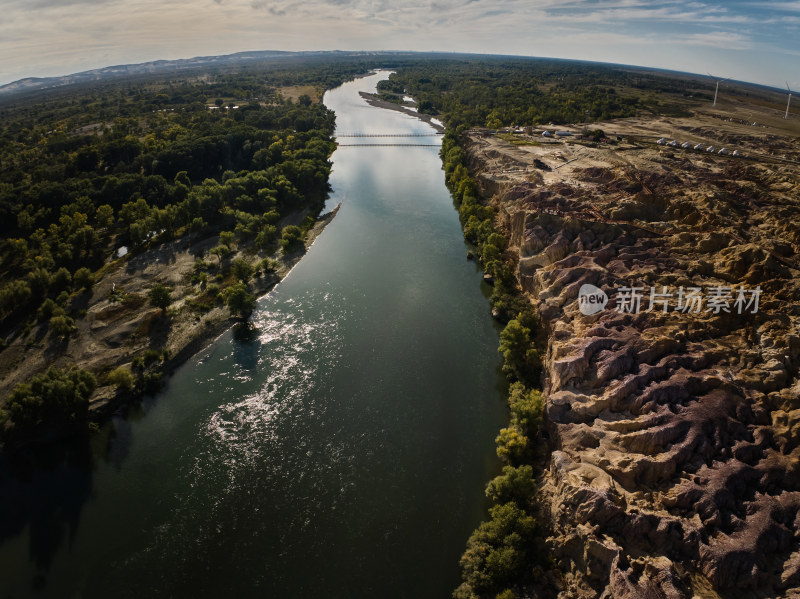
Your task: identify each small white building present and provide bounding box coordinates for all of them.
[694,143,704,150]
[681,141,692,149]
[718,148,729,155]
[657,138,667,145]
[707,145,715,153]
[542,130,552,137]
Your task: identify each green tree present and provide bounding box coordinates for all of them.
[231,258,254,283]
[108,366,134,390]
[498,319,539,382]
[50,314,76,338]
[51,267,72,292]
[73,267,94,290]
[219,230,235,248]
[225,283,256,318]
[148,282,172,312]
[38,299,63,321]
[485,465,536,506]
[508,383,544,437]
[95,204,114,228]
[279,225,304,254]
[7,367,96,428]
[495,426,528,464]
[210,244,232,265]
[190,217,207,234]
[455,503,537,598]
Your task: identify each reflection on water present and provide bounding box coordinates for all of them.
[0,71,507,599]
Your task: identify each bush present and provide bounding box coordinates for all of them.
[148,282,172,311]
[508,383,544,438]
[231,258,254,283]
[219,230,235,248]
[51,267,72,292]
[455,503,537,598]
[279,225,304,254]
[495,426,528,464]
[108,366,134,390]
[190,217,207,233]
[225,283,256,318]
[50,314,76,337]
[7,367,96,428]
[486,465,536,506]
[73,267,94,290]
[38,298,59,320]
[499,319,540,383]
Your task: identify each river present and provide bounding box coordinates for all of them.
[0,71,507,598]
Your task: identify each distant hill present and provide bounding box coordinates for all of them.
[0,50,378,97]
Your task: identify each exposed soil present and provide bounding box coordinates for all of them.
[467,97,800,597]
[358,92,445,133]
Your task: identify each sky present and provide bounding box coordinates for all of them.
[2,0,799,89]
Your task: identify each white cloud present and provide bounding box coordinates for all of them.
[0,0,795,87]
[679,31,753,49]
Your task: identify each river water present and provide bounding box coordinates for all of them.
[0,71,506,598]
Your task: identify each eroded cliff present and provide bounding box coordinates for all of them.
[465,110,800,598]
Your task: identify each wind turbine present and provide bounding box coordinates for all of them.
[785,81,793,119]
[708,73,730,107]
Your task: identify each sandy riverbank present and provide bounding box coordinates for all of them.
[358,92,445,133]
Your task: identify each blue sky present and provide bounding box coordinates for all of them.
[2,0,798,89]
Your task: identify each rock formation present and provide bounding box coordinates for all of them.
[467,126,800,598]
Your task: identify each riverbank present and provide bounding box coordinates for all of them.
[462,111,800,597]
[0,204,340,451]
[358,91,445,133]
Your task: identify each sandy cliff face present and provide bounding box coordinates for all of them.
[466,121,800,598]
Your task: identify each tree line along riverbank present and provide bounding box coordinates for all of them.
[0,61,371,449]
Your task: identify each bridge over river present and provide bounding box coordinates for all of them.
[335,131,443,147]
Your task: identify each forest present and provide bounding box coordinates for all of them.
[387,57,702,128]
[0,59,375,435]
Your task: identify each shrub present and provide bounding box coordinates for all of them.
[50,314,76,337]
[508,383,544,438]
[225,283,256,318]
[7,367,96,428]
[73,267,94,290]
[455,503,537,598]
[38,298,59,320]
[219,230,235,248]
[495,426,528,464]
[231,258,254,283]
[148,282,172,311]
[51,267,72,292]
[499,319,540,382]
[108,366,134,390]
[279,225,304,253]
[485,465,536,506]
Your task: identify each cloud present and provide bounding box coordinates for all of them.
[0,0,796,87]
[680,31,753,48]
